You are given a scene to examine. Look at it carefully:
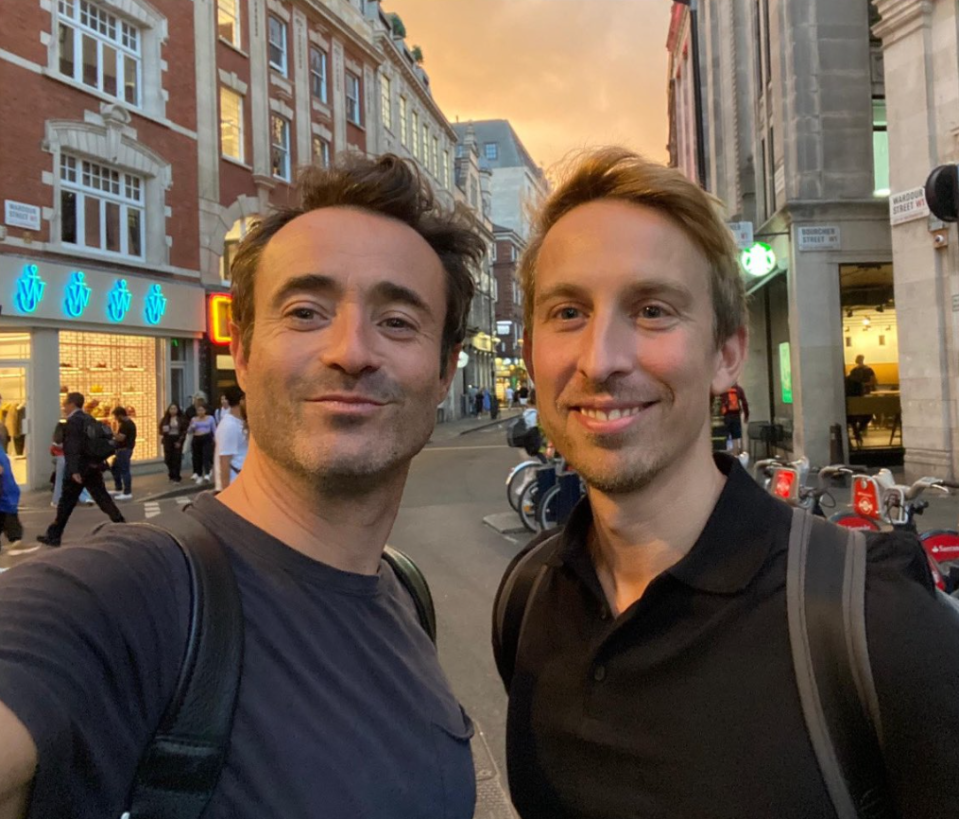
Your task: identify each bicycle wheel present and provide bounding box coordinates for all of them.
[517,480,541,532]
[536,484,562,532]
[507,460,541,512]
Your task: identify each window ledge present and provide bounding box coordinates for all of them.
[222,155,252,171]
[58,242,147,266]
[311,99,331,116]
[218,37,249,58]
[347,119,365,132]
[42,70,197,140]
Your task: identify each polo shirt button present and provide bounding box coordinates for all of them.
[593,665,606,682]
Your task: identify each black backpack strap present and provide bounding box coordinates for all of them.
[124,513,244,819]
[786,508,894,819]
[492,532,562,691]
[383,545,437,645]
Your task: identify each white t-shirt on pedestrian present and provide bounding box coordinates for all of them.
[214,413,248,491]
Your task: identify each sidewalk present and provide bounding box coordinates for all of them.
[19,469,205,511]
[427,408,522,444]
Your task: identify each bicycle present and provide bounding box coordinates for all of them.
[506,452,548,512]
[829,469,959,591]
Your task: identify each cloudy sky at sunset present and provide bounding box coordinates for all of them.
[386,0,671,175]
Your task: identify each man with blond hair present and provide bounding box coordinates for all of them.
[493,147,959,818]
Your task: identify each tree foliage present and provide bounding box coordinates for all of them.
[388,12,406,38]
[411,44,424,64]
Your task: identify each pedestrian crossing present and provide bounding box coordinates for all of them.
[144,496,192,520]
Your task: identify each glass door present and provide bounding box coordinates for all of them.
[0,365,29,486]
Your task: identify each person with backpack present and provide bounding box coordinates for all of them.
[37,392,125,547]
[720,381,749,452]
[492,148,959,819]
[0,154,483,817]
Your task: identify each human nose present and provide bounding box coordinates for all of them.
[319,306,379,375]
[578,311,634,385]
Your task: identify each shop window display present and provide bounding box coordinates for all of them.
[59,331,158,460]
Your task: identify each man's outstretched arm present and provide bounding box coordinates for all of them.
[0,700,35,819]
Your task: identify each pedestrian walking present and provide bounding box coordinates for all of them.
[37,392,124,547]
[719,382,749,452]
[0,152,482,816]
[215,392,231,425]
[467,384,478,416]
[482,388,491,416]
[108,406,137,501]
[188,403,215,483]
[474,390,484,418]
[493,147,959,819]
[490,390,500,420]
[159,403,187,482]
[214,386,247,491]
[505,385,515,407]
[517,385,529,406]
[0,448,23,553]
[51,419,94,508]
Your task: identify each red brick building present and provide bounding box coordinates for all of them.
[0,0,205,487]
[0,0,383,488]
[492,226,526,391]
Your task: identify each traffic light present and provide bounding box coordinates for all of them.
[925,165,959,222]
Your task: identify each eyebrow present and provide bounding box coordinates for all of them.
[270,273,434,319]
[535,279,695,309]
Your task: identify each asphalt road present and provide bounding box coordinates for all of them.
[6,421,531,816]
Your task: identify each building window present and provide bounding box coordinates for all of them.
[219,87,243,162]
[268,16,287,75]
[491,243,498,263]
[455,144,465,159]
[873,98,890,197]
[312,134,331,168]
[59,153,144,258]
[346,72,361,125]
[271,114,291,181]
[484,142,498,161]
[57,0,141,106]
[381,74,392,131]
[411,111,420,159]
[221,215,257,281]
[431,137,439,177]
[421,124,430,169]
[399,96,408,146]
[217,0,240,46]
[309,47,327,104]
[442,149,450,189]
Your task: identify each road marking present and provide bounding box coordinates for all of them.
[176,497,191,505]
[144,502,161,519]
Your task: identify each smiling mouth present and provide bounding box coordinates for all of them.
[576,403,656,421]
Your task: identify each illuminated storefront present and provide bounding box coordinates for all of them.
[0,255,205,488]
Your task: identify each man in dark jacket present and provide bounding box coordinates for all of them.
[38,392,125,547]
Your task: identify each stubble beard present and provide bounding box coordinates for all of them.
[245,379,435,498]
[539,395,675,496]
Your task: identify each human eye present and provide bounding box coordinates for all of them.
[549,305,583,322]
[380,315,417,332]
[636,303,675,323]
[284,304,325,327]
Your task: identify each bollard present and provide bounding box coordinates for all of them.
[829,422,844,466]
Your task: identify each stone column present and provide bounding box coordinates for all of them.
[875,0,959,479]
[292,7,312,167]
[249,0,270,178]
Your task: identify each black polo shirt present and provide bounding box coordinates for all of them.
[495,455,959,818]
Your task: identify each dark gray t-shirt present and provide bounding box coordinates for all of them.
[0,493,475,818]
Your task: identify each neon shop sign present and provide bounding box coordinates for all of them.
[13,264,168,326]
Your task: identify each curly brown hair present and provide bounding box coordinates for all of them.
[229,153,485,375]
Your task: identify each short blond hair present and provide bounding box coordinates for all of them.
[520,147,746,347]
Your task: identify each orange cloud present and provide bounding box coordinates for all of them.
[385,0,671,174]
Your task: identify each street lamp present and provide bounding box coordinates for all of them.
[674,0,707,189]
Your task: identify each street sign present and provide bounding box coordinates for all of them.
[4,200,40,230]
[889,187,930,225]
[728,221,754,248]
[797,225,841,251]
[740,242,777,277]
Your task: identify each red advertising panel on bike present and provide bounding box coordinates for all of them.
[920,531,959,565]
[852,476,881,520]
[771,468,799,503]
